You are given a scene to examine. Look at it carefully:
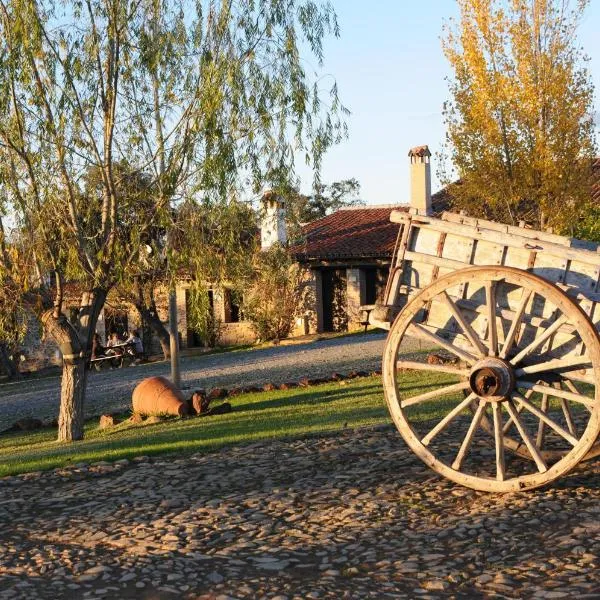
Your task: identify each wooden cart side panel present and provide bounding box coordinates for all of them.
[384,211,600,373]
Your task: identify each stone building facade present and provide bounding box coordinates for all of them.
[9,146,448,373]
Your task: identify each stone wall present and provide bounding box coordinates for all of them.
[346,268,367,331]
[19,311,61,373]
[218,322,257,346]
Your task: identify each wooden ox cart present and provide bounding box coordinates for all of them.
[369,208,600,492]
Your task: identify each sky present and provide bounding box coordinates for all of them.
[295,0,600,205]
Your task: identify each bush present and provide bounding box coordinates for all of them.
[244,245,312,342]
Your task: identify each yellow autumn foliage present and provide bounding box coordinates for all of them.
[441,0,596,233]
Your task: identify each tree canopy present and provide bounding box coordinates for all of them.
[441,0,597,232]
[0,0,346,441]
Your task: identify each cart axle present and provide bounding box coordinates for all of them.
[469,358,515,402]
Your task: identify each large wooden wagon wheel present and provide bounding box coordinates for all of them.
[382,266,600,492]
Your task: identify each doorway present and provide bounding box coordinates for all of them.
[321,268,348,332]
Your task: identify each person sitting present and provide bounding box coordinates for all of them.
[105,332,124,367]
[125,330,144,361]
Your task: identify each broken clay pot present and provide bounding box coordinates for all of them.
[132,376,188,417]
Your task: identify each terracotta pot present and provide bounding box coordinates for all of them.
[132,376,188,416]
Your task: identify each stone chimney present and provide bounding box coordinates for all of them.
[408,145,432,215]
[260,191,287,250]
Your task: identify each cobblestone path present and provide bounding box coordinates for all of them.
[1,425,599,599]
[0,333,393,431]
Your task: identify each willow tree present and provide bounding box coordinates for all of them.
[0,0,344,441]
[441,0,596,231]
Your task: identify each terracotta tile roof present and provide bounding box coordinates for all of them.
[291,206,408,260]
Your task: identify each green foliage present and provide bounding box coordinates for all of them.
[441,0,597,231]
[0,220,29,351]
[573,204,600,242]
[280,178,362,240]
[0,0,346,294]
[243,245,312,341]
[173,199,258,287]
[186,284,221,348]
[0,269,27,349]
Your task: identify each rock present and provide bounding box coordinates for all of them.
[278,382,297,390]
[263,382,276,392]
[330,373,344,381]
[207,388,228,401]
[298,377,311,387]
[206,572,224,584]
[129,413,143,424]
[190,391,209,415]
[427,352,457,365]
[99,415,115,429]
[228,387,244,397]
[242,386,262,394]
[13,417,44,432]
[132,376,188,416]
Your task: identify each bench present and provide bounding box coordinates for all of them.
[89,354,124,370]
[359,304,376,333]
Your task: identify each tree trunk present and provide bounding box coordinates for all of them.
[0,343,19,379]
[42,311,85,442]
[135,303,170,359]
[42,287,108,443]
[58,358,87,441]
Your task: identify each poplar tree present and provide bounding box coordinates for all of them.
[441,0,596,231]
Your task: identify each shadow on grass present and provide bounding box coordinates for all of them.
[0,372,461,477]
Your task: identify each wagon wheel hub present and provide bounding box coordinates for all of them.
[469,358,515,402]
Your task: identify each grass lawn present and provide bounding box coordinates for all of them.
[0,371,460,477]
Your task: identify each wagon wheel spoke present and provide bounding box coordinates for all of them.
[516,381,594,409]
[402,381,471,408]
[441,291,487,357]
[510,315,569,365]
[502,386,535,434]
[562,379,594,414]
[560,399,577,437]
[499,289,532,359]
[515,356,592,377]
[421,393,477,446]
[407,323,478,364]
[452,400,486,471]
[513,391,578,446]
[505,399,547,472]
[485,281,498,357]
[535,394,549,448]
[492,403,505,481]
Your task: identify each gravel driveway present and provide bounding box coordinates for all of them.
[1,425,599,599]
[0,333,397,430]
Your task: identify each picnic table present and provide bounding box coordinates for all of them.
[90,341,137,370]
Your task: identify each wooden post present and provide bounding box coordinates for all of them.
[168,289,181,389]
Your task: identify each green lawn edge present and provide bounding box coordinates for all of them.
[0,372,459,478]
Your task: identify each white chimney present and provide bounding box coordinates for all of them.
[408,145,432,215]
[260,191,287,250]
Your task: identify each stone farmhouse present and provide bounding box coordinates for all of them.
[12,148,600,373]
